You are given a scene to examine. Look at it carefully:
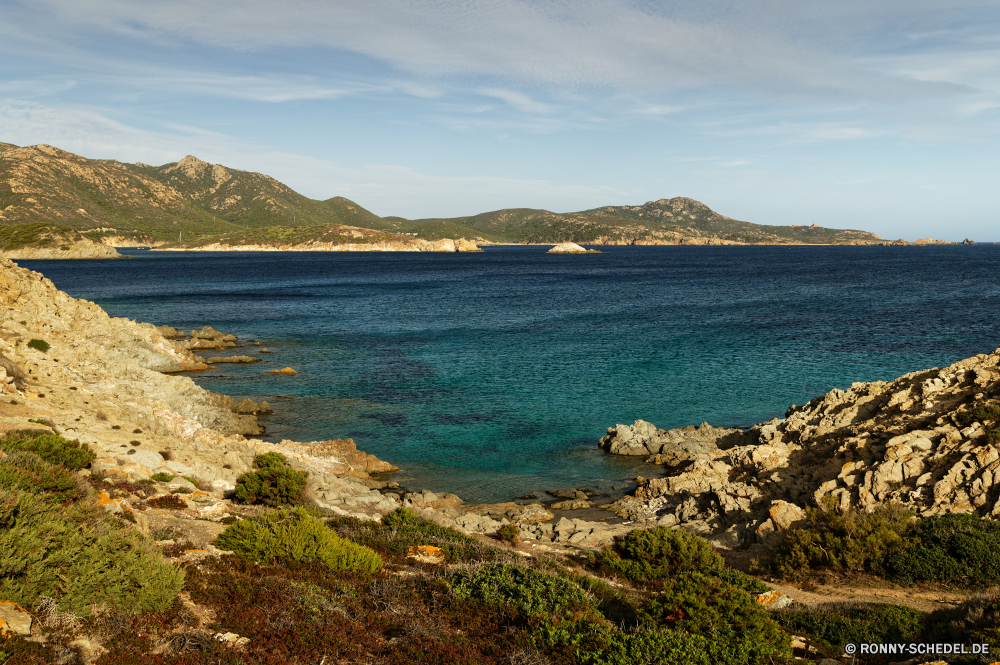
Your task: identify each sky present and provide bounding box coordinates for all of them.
[1,1,999,240]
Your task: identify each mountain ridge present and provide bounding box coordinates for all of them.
[0,141,892,247]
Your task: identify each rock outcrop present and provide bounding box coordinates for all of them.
[601,348,1000,547]
[547,242,601,253]
[161,236,483,253]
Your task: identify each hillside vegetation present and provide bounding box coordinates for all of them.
[1,142,885,246]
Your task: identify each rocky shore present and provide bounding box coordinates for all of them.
[156,237,483,253]
[3,252,999,558]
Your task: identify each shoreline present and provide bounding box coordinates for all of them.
[3,253,1000,555]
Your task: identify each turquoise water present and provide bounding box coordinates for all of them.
[21,245,1000,502]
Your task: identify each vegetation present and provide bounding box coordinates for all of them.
[771,502,914,578]
[2,143,884,245]
[496,523,520,544]
[0,448,183,617]
[883,513,1000,584]
[330,507,504,564]
[771,503,1000,586]
[232,452,308,506]
[27,338,50,352]
[639,572,791,665]
[150,471,174,482]
[599,525,723,583]
[774,603,924,651]
[0,431,96,469]
[450,563,596,617]
[215,507,383,574]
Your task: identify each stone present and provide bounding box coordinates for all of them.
[406,545,447,565]
[265,367,298,374]
[753,590,794,609]
[0,600,32,636]
[767,500,806,531]
[550,499,592,511]
[547,242,599,253]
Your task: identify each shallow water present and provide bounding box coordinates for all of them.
[21,244,1000,502]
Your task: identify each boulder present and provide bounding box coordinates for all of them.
[0,601,33,636]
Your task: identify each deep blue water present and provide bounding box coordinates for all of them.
[18,245,1000,502]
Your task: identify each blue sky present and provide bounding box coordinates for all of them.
[1,1,998,240]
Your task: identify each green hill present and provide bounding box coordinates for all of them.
[0,141,885,247]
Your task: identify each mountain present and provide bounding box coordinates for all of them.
[1,141,886,246]
[0,144,385,244]
[384,197,883,245]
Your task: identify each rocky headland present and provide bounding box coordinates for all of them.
[160,235,483,253]
[1,223,122,260]
[598,350,1000,548]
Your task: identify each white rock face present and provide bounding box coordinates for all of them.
[547,242,589,253]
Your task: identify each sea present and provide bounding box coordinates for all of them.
[18,244,1000,503]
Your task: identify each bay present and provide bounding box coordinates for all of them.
[19,244,1000,502]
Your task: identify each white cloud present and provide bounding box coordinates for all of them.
[12,0,971,104]
[478,88,553,115]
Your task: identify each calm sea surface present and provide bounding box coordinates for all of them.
[19,245,1000,502]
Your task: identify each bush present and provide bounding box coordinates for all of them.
[27,339,49,353]
[884,513,1000,584]
[568,573,639,625]
[330,507,502,564]
[215,507,383,575]
[712,568,771,595]
[233,453,308,507]
[774,603,924,650]
[529,614,714,665]
[147,494,188,510]
[496,523,519,544]
[771,502,914,578]
[639,571,791,665]
[0,450,81,503]
[0,487,184,616]
[599,526,723,583]
[450,563,596,617]
[0,432,95,470]
[150,472,174,482]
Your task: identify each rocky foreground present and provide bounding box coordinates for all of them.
[600,349,1000,548]
[2,252,999,557]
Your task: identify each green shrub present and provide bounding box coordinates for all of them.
[599,526,723,583]
[774,603,924,650]
[150,472,174,482]
[497,523,519,544]
[215,507,382,575]
[712,568,771,595]
[529,614,713,665]
[450,563,596,617]
[0,433,95,470]
[0,487,184,616]
[771,502,914,577]
[232,453,308,506]
[926,593,1000,649]
[639,571,791,665]
[884,513,1000,584]
[329,507,502,564]
[0,450,81,503]
[568,573,639,625]
[253,452,288,470]
[27,339,50,353]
